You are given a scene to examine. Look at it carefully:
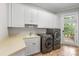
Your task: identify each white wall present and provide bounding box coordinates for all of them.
[0,3,8,40]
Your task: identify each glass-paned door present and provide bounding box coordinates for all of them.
[62,13,78,46]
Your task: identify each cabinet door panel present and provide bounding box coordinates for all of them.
[31,8,38,24]
[31,37,40,54]
[25,39,36,55]
[12,4,24,27]
[37,10,47,28]
[37,10,58,28]
[24,37,40,55]
[24,39,32,55]
[24,6,32,24]
[8,3,12,27]
[30,43,40,55]
[24,6,38,25]
[37,10,52,28]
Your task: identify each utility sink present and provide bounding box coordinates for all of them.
[23,34,40,39]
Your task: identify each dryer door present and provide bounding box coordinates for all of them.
[45,37,53,49]
[54,30,61,40]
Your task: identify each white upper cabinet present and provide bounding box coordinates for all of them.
[24,6,38,24]
[37,10,58,28]
[37,10,50,28]
[8,3,12,27]
[24,6,32,24]
[8,4,58,28]
[8,4,25,27]
[31,8,38,24]
[51,14,58,28]
[12,4,24,27]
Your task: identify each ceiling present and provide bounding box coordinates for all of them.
[30,3,79,13]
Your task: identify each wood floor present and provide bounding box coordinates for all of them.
[35,45,79,56]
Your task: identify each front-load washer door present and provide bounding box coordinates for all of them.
[54,31,60,40]
[45,37,53,49]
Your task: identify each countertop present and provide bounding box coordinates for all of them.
[0,33,39,56]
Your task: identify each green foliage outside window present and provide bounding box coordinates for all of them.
[64,16,75,38]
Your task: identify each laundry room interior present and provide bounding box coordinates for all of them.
[0,3,79,56]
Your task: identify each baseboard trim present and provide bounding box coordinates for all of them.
[61,43,79,48]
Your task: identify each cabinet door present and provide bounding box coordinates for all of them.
[51,14,57,28]
[24,38,32,56]
[37,10,48,28]
[37,10,52,28]
[28,37,40,55]
[37,10,58,28]
[31,37,40,54]
[24,37,40,56]
[24,6,32,24]
[24,6,38,25]
[8,3,12,27]
[12,4,24,27]
[31,8,38,24]
[55,15,60,28]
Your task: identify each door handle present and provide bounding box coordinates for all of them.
[62,30,64,32]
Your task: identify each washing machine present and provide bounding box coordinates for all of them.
[40,34,53,53]
[46,28,61,50]
[53,29,61,50]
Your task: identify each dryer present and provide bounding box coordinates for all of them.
[53,29,61,50]
[46,28,61,50]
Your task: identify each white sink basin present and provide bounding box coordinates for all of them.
[24,34,40,39]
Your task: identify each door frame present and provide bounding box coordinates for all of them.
[60,12,78,46]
